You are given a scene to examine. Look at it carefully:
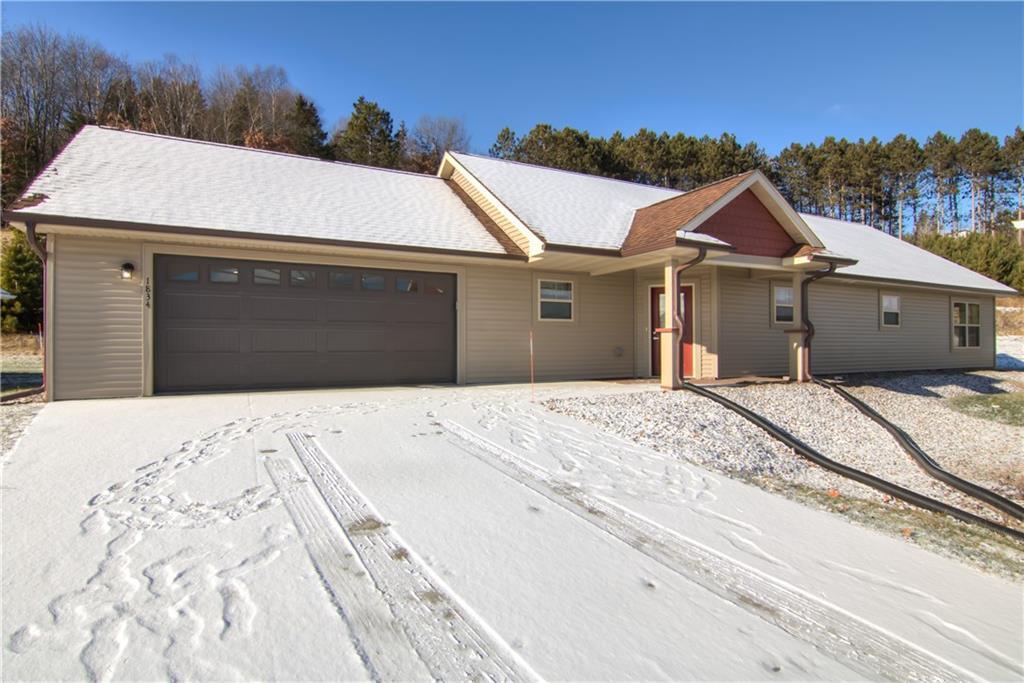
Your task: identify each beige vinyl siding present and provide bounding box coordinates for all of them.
[633,265,715,378]
[717,267,789,377]
[464,267,634,383]
[809,281,995,373]
[716,269,997,377]
[52,236,144,399]
[450,168,533,255]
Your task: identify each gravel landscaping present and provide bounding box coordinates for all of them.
[548,389,838,483]
[839,374,1024,501]
[715,382,1022,526]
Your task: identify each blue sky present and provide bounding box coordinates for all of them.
[3,2,1021,154]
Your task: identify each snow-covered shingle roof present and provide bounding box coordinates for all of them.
[14,126,513,256]
[9,127,1015,295]
[801,214,1016,294]
[449,152,682,249]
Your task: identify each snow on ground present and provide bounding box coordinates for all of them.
[3,384,1022,681]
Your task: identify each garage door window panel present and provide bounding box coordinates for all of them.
[291,269,316,288]
[210,266,239,284]
[330,271,355,289]
[169,262,200,283]
[361,274,386,291]
[396,277,418,293]
[254,268,281,286]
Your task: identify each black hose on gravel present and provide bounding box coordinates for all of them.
[813,378,1024,522]
[678,381,1024,543]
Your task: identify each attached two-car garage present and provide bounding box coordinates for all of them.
[154,255,457,393]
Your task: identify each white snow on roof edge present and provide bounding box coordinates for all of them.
[800,213,1016,295]
[15,126,511,256]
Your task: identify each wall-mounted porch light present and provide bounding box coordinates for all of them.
[121,262,136,280]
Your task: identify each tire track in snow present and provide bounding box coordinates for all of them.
[265,457,431,682]
[280,432,539,682]
[439,418,976,683]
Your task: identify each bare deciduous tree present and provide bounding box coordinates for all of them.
[135,55,205,138]
[405,115,470,173]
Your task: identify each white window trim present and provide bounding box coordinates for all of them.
[771,281,795,327]
[537,278,575,322]
[880,292,901,328]
[951,300,981,350]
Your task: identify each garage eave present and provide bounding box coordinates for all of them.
[3,211,529,263]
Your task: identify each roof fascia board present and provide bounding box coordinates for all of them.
[437,152,546,257]
[782,254,859,269]
[828,272,1015,297]
[588,249,677,276]
[4,213,529,263]
[675,235,736,252]
[542,243,621,256]
[588,244,730,276]
[707,253,793,271]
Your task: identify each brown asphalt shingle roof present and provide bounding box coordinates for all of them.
[621,172,753,256]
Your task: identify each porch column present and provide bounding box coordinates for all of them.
[660,259,683,390]
[786,270,808,382]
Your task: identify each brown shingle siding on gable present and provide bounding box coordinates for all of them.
[621,173,751,256]
[696,189,796,257]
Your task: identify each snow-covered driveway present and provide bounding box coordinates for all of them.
[3,384,1021,681]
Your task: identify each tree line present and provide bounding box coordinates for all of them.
[488,125,1024,240]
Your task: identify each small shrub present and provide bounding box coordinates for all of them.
[1,314,20,334]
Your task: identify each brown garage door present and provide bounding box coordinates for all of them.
[154,255,456,393]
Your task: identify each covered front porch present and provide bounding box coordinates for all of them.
[520,169,858,388]
[629,254,848,389]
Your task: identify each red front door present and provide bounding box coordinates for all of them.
[651,285,694,378]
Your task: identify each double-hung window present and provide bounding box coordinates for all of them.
[881,294,901,327]
[952,302,981,348]
[772,284,794,325]
[539,280,573,320]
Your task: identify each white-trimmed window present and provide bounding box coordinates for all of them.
[772,283,795,325]
[538,280,574,321]
[881,294,901,327]
[952,301,981,348]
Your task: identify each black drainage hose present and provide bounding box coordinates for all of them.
[678,381,1024,543]
[813,378,1024,522]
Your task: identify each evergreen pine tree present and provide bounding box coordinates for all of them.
[0,231,44,331]
[330,97,404,169]
[1004,127,1024,220]
[283,94,329,159]
[489,127,519,159]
